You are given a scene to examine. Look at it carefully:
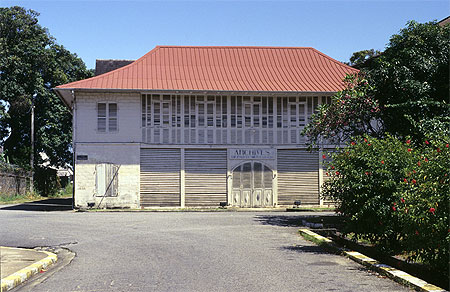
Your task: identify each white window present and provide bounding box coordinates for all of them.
[97,102,118,132]
[95,163,119,197]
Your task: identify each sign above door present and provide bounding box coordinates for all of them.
[229,148,276,160]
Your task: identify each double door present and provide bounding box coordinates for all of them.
[232,162,273,207]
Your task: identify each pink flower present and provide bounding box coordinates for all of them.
[425,140,429,145]
[446,144,449,148]
[407,148,412,152]
[424,158,428,162]
[322,154,326,159]
[365,172,369,176]
[381,160,384,164]
[415,230,419,235]
[406,139,411,144]
[412,179,417,184]
[437,148,441,153]
[417,161,421,166]
[403,178,408,183]
[429,207,435,215]
[392,206,397,211]
[351,141,356,146]
[364,138,368,143]
[400,198,405,203]
[335,171,340,175]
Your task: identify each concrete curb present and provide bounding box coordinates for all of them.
[298,229,446,292]
[1,247,57,292]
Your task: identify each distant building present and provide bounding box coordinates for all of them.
[55,46,358,209]
[438,16,450,26]
[95,59,134,76]
[39,152,73,187]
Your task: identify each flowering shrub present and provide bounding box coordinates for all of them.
[302,74,382,145]
[322,134,449,273]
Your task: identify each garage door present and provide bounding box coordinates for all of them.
[277,149,319,205]
[140,148,181,207]
[185,149,227,207]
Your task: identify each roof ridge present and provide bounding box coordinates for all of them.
[156,45,314,50]
[310,48,358,72]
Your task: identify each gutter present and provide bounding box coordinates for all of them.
[53,87,338,98]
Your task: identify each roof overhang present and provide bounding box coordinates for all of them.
[53,87,337,109]
[53,88,73,110]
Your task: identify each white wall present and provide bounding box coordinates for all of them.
[74,143,140,209]
[75,92,141,143]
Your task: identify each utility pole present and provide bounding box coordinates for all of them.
[30,93,36,193]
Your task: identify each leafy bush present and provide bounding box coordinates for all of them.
[34,166,60,196]
[322,134,449,274]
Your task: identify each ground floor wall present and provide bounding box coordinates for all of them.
[74,143,332,209]
[74,143,140,209]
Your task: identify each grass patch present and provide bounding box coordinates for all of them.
[298,230,341,254]
[0,183,72,205]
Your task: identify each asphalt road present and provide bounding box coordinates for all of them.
[0,203,410,292]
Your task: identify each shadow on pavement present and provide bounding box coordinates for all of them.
[281,245,329,254]
[254,215,311,227]
[0,198,73,211]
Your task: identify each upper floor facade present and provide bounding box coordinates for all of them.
[73,91,332,145]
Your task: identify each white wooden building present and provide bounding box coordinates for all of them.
[54,46,358,209]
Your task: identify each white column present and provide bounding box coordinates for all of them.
[180,148,185,208]
[318,148,324,206]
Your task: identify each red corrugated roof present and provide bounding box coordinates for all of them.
[56,46,358,92]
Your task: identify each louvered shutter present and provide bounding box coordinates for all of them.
[185,149,227,207]
[140,149,181,207]
[277,149,319,205]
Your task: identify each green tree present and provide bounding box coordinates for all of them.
[0,7,92,194]
[347,49,381,67]
[370,21,449,139]
[304,21,450,144]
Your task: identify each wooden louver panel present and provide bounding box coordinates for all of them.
[277,149,319,205]
[140,149,181,207]
[185,149,227,207]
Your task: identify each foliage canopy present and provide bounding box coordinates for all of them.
[304,21,450,145]
[0,6,92,194]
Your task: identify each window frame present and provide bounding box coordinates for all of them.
[97,102,119,133]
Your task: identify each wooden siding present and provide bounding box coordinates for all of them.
[75,92,141,144]
[277,149,319,205]
[140,149,181,207]
[185,149,227,207]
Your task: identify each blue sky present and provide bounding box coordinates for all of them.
[2,0,449,69]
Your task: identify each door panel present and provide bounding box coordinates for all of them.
[231,161,274,207]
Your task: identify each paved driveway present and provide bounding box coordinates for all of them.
[0,206,409,292]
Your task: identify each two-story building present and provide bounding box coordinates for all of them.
[54,46,358,209]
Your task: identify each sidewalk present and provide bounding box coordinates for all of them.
[0,246,57,291]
